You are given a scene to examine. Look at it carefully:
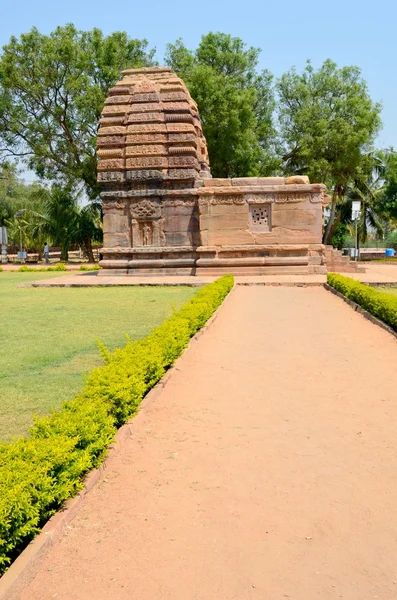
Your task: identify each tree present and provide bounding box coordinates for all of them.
[345,152,389,245]
[276,59,382,243]
[0,163,46,228]
[165,33,277,177]
[33,186,102,262]
[0,25,155,198]
[375,150,397,224]
[73,202,103,262]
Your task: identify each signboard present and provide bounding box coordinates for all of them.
[0,226,7,245]
[352,200,361,221]
[17,251,27,260]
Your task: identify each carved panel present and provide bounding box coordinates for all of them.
[127,124,167,134]
[105,95,131,105]
[97,126,126,135]
[98,172,124,182]
[128,103,162,113]
[164,198,196,207]
[97,135,125,147]
[131,218,164,247]
[125,145,167,157]
[126,133,167,144]
[166,123,196,133]
[160,92,187,101]
[133,81,157,94]
[130,93,159,103]
[209,195,245,205]
[103,201,126,211]
[127,112,164,123]
[169,156,199,169]
[130,199,161,220]
[97,148,123,158]
[310,192,323,203]
[97,158,124,171]
[275,193,311,203]
[249,204,271,232]
[167,169,197,180]
[126,157,168,169]
[102,104,129,115]
[246,194,275,204]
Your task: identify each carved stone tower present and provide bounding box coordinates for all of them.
[98,67,327,275]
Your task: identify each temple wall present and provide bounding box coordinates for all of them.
[198,180,324,247]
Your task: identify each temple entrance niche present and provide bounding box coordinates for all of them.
[130,199,163,247]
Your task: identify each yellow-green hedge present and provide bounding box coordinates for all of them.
[0,275,234,573]
[327,273,397,332]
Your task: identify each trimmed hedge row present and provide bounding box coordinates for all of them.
[79,264,101,271]
[327,273,397,332]
[17,264,67,272]
[0,275,234,573]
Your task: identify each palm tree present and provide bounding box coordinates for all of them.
[35,186,102,262]
[334,151,392,248]
[346,152,387,245]
[74,201,102,262]
[37,186,79,261]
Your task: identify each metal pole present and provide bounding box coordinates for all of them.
[355,218,359,261]
[20,225,23,263]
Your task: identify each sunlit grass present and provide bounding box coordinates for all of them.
[0,272,196,441]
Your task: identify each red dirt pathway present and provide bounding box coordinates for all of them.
[20,287,397,599]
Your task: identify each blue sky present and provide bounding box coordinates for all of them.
[1,0,395,177]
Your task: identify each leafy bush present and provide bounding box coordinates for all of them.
[0,275,234,572]
[0,266,2,272]
[385,231,397,250]
[79,264,101,271]
[329,222,349,249]
[327,273,397,331]
[17,263,67,272]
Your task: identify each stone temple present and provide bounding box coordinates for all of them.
[97,66,331,276]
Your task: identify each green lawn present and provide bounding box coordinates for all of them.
[0,272,196,441]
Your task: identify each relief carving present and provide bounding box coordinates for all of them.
[103,200,126,211]
[275,193,311,203]
[245,194,275,204]
[210,195,245,205]
[98,171,124,182]
[310,192,324,203]
[164,199,196,207]
[131,217,164,247]
[130,199,161,220]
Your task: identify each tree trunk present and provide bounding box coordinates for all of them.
[61,241,69,262]
[323,188,340,245]
[83,236,95,263]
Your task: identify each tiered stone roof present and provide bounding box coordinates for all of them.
[97,67,210,187]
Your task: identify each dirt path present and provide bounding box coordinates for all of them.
[20,287,397,600]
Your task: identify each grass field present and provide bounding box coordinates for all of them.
[0,273,197,441]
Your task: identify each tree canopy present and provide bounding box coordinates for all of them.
[0,25,155,199]
[166,32,277,178]
[276,59,382,242]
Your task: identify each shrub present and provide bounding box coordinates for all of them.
[0,275,234,572]
[327,273,397,332]
[79,264,101,271]
[17,263,67,272]
[386,231,397,250]
[53,263,67,271]
[0,266,2,272]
